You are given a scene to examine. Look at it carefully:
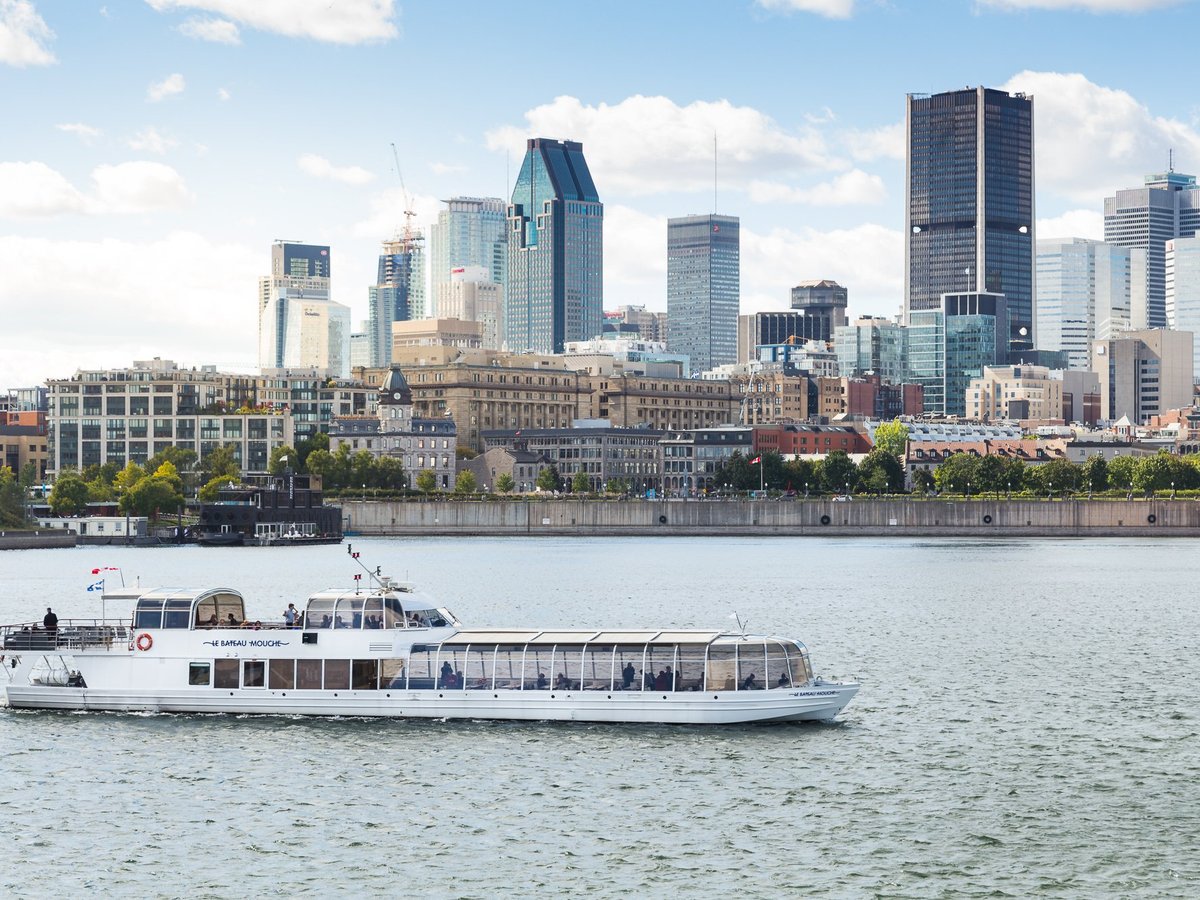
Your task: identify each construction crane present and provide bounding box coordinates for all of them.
[389,142,421,252]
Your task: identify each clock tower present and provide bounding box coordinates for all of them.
[377,364,413,431]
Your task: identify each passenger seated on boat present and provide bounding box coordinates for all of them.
[206,613,219,627]
[438,661,453,687]
[555,672,569,690]
[654,669,670,691]
[777,672,790,687]
[225,613,239,627]
[407,613,422,627]
[335,615,348,629]
[644,671,654,690]
[536,672,548,690]
[621,662,636,689]
[741,673,759,690]
[320,614,332,629]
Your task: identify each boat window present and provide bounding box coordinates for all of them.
[464,644,496,690]
[164,599,191,629]
[269,659,295,690]
[381,658,405,688]
[352,660,378,690]
[297,659,322,689]
[335,598,364,629]
[381,596,406,629]
[407,646,436,689]
[308,599,335,629]
[786,642,813,684]
[324,659,350,690]
[613,644,645,691]
[195,593,245,628]
[676,645,707,692]
[736,642,766,690]
[524,645,551,689]
[705,647,736,691]
[581,644,614,690]
[551,644,583,691]
[766,642,792,689]
[437,646,466,688]
[188,662,211,686]
[134,599,163,630]
[214,659,239,689]
[645,644,678,691]
[433,608,455,628]
[493,645,523,689]
[243,660,265,688]
[362,597,384,630]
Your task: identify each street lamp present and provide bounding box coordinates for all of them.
[1171,480,1176,499]
[1048,481,1053,501]
[362,482,366,502]
[804,481,809,499]
[966,480,971,499]
[1006,480,1011,499]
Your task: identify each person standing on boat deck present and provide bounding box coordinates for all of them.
[43,608,58,637]
[440,661,453,687]
[622,661,635,689]
[283,604,298,628]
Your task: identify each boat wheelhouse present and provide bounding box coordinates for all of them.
[2,566,858,725]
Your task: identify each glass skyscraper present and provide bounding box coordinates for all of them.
[1036,238,1133,371]
[905,87,1035,357]
[906,293,1008,416]
[667,214,740,375]
[368,237,425,368]
[506,138,603,354]
[1104,169,1200,329]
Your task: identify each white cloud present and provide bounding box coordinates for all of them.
[350,187,441,241]
[0,232,263,388]
[1002,70,1200,203]
[0,0,55,67]
[89,161,193,213]
[0,161,87,216]
[1037,209,1105,241]
[845,120,904,162]
[486,95,838,197]
[297,153,375,186]
[755,0,856,18]
[178,15,240,44]
[216,87,230,101]
[148,72,185,102]
[429,161,467,176]
[748,169,886,206]
[146,0,398,45]
[604,205,667,292]
[57,122,102,143]
[127,126,178,154]
[980,0,1182,12]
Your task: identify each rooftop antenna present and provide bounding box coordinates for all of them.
[1169,148,1174,173]
[713,131,718,214]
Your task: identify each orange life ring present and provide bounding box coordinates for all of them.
[135,633,153,652]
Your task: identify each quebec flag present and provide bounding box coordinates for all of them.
[86,580,104,592]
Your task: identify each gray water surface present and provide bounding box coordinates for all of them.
[1,537,1197,897]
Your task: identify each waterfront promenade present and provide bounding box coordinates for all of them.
[344,497,1200,537]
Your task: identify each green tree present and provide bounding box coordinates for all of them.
[856,449,905,493]
[456,446,478,460]
[124,475,184,518]
[494,472,515,494]
[416,469,438,494]
[454,470,478,494]
[1133,451,1174,495]
[0,466,27,527]
[113,462,146,498]
[49,472,90,516]
[304,449,336,486]
[198,475,237,502]
[781,456,818,494]
[349,450,377,490]
[1107,455,1137,494]
[819,451,857,494]
[1080,453,1109,494]
[911,468,934,495]
[1028,459,1079,495]
[605,476,628,496]
[871,419,909,459]
[571,469,591,493]
[998,458,1027,496]
[375,456,407,490]
[536,464,561,493]
[201,444,239,482]
[145,447,197,483]
[712,452,753,491]
[296,431,329,471]
[933,453,980,495]
[268,445,297,474]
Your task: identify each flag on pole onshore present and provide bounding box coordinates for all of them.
[87,579,104,592]
[750,456,762,465]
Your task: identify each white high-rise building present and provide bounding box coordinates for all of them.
[434,265,505,350]
[280,299,351,376]
[1036,238,1132,370]
[428,197,508,313]
[258,241,332,372]
[1166,236,1200,382]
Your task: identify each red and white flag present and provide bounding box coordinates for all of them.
[750,456,761,465]
[91,567,119,574]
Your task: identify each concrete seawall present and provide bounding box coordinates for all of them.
[343,498,1200,538]
[0,531,78,550]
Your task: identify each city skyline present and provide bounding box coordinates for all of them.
[4,0,1200,387]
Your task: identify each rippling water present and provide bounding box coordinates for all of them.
[1,537,1198,896]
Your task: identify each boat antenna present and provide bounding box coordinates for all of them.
[729,612,748,636]
[346,543,388,589]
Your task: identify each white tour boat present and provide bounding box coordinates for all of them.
[1,552,858,725]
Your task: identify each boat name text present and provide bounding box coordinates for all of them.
[201,639,291,648]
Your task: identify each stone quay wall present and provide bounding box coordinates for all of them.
[0,531,78,550]
[342,498,1199,538]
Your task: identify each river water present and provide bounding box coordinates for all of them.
[0,537,1197,897]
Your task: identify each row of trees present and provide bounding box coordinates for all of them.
[925,448,1200,496]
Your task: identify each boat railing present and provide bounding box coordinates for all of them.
[1,619,132,652]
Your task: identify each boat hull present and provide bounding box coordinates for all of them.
[4,682,857,725]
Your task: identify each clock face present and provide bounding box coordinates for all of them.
[392,391,401,399]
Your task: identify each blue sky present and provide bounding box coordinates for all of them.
[2,0,1199,388]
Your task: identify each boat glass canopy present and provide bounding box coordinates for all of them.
[131,588,245,630]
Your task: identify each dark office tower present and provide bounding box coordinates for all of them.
[368,236,425,368]
[790,279,849,340]
[667,214,740,374]
[1104,168,1200,329]
[506,138,603,354]
[906,87,1035,356]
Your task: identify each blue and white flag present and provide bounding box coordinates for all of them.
[86,579,104,592]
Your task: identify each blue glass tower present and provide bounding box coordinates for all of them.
[368,236,425,368]
[906,87,1034,358]
[506,138,603,353]
[667,214,740,374]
